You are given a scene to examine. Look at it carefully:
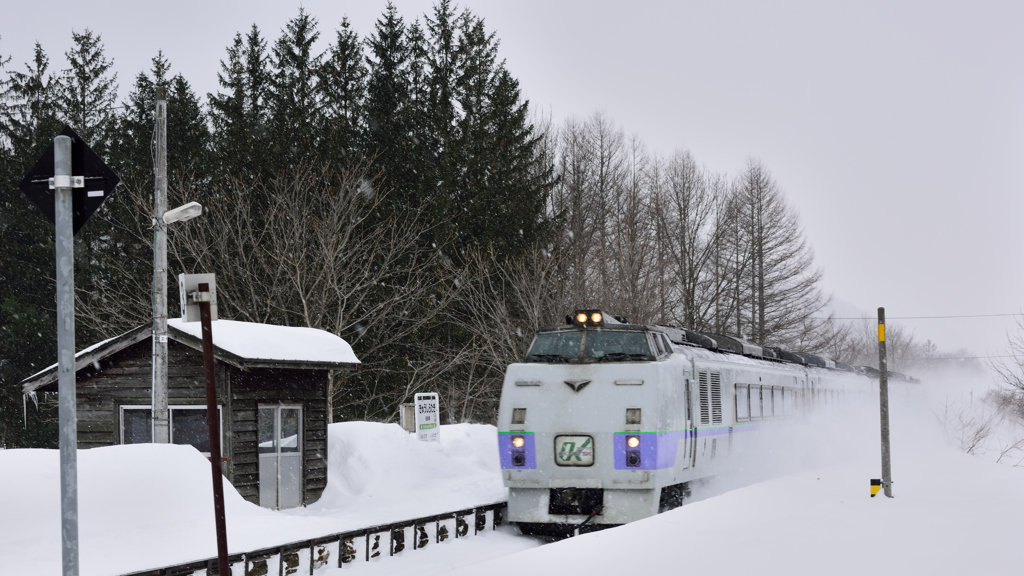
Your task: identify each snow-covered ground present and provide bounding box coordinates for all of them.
[2,368,1022,575]
[0,422,513,575]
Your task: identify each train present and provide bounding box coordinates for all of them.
[496,310,876,537]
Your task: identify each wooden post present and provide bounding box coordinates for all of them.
[197,282,230,573]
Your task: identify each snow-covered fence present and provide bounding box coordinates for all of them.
[121,501,507,576]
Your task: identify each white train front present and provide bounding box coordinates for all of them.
[497,311,872,537]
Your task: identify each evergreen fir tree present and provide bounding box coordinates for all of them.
[59,29,118,155]
[421,0,466,254]
[318,17,366,164]
[364,3,421,210]
[267,8,323,172]
[208,26,270,180]
[110,51,172,182]
[0,41,63,448]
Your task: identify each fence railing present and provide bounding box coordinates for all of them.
[122,501,507,576]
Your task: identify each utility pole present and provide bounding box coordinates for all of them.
[152,86,169,443]
[54,135,80,576]
[877,307,893,498]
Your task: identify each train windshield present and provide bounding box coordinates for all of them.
[524,331,582,362]
[584,331,652,361]
[524,330,653,363]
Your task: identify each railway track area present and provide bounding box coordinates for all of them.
[123,502,508,576]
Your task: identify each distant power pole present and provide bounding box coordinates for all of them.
[877,307,893,498]
[152,86,169,444]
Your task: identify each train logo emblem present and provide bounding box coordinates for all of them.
[563,380,591,392]
[554,435,594,465]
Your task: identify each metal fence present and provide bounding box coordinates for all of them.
[122,501,507,576]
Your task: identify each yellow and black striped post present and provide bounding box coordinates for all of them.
[877,308,893,498]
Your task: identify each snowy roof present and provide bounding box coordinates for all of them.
[167,318,358,367]
[21,319,359,394]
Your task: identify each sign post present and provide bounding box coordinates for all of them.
[54,135,79,576]
[19,127,120,576]
[180,274,229,575]
[414,393,440,442]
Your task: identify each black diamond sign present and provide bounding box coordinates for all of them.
[18,126,120,235]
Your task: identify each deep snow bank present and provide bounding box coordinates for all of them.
[0,422,505,575]
[447,371,1024,576]
[285,422,507,521]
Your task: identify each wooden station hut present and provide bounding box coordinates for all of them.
[21,319,359,509]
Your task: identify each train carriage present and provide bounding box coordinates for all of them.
[497,310,873,537]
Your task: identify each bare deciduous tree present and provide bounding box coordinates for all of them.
[992,315,1024,395]
[442,245,569,422]
[732,159,828,349]
[78,161,461,421]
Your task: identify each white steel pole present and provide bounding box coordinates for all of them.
[54,134,80,575]
[152,86,169,443]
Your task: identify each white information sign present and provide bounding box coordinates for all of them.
[414,393,440,442]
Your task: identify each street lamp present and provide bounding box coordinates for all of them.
[162,201,202,225]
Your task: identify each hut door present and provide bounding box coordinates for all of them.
[258,405,303,509]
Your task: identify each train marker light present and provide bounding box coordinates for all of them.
[625,408,642,424]
[573,310,607,327]
[626,436,640,449]
[870,478,881,497]
[512,436,525,448]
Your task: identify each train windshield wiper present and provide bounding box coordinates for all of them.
[527,354,572,363]
[598,352,651,361]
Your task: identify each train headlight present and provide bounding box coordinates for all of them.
[625,435,641,467]
[576,312,588,324]
[591,312,602,324]
[512,436,525,448]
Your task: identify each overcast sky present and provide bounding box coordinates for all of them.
[3,0,1021,358]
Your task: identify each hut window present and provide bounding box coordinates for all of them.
[121,405,222,455]
[122,408,152,444]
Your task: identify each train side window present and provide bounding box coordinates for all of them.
[685,380,692,423]
[735,384,749,420]
[652,334,665,356]
[750,384,762,419]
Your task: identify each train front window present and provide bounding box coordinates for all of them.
[584,331,652,361]
[525,331,583,362]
